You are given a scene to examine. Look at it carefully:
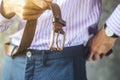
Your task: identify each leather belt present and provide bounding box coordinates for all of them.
[4,42,84,59]
[48,3,66,51]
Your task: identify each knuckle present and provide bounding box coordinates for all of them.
[101,45,106,50]
[20,10,27,19]
[22,17,27,20]
[91,47,97,54]
[20,15,27,20]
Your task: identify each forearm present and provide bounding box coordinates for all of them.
[106,4,120,37]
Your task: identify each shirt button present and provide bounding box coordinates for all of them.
[26,51,32,57]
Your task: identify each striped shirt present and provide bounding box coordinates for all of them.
[106,5,120,36]
[0,0,119,50]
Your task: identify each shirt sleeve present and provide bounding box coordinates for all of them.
[106,4,120,37]
[0,0,15,32]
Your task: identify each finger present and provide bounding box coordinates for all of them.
[22,9,44,15]
[93,54,99,61]
[95,46,106,59]
[100,54,106,59]
[32,0,49,9]
[23,4,43,10]
[45,0,53,2]
[87,46,99,61]
[14,7,44,19]
[18,13,41,20]
[94,49,102,60]
[106,49,113,56]
[87,52,94,61]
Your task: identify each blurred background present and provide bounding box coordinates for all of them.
[0,0,120,80]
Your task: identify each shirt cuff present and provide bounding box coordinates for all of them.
[106,4,120,37]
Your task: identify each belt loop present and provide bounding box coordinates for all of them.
[41,51,48,66]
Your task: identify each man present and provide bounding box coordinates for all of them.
[0,0,119,80]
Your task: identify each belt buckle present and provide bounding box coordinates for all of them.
[49,16,66,51]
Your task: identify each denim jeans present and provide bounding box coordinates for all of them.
[2,45,87,80]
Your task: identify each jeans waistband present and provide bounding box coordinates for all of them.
[12,44,85,66]
[26,45,84,66]
[27,45,84,59]
[6,42,84,59]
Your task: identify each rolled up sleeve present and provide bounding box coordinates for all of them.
[106,4,120,37]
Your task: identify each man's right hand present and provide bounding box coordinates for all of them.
[2,0,52,19]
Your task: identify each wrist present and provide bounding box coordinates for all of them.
[1,0,15,19]
[104,24,119,38]
[100,27,117,42]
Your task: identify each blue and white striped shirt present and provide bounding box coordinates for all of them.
[0,0,119,50]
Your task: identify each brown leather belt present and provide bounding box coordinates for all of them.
[4,2,66,56]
